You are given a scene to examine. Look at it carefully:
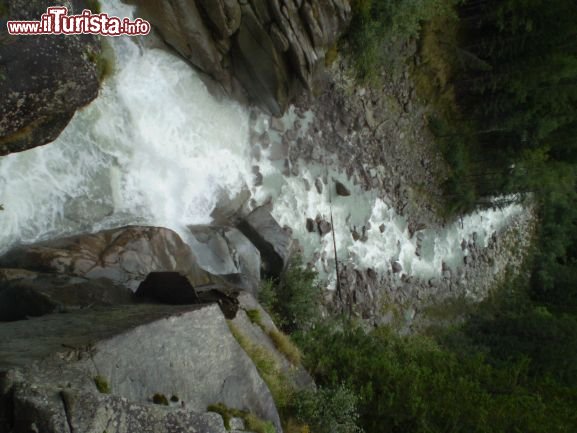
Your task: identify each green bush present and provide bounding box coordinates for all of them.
[297,320,577,433]
[259,257,321,334]
[292,385,363,433]
[346,0,458,82]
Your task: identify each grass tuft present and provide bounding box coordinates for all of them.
[93,375,111,394]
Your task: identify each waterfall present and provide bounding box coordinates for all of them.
[0,0,252,253]
[0,0,529,287]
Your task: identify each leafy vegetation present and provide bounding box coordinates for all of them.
[346,0,459,82]
[292,386,363,433]
[295,317,577,433]
[258,257,322,333]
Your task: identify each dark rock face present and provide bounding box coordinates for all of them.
[335,181,351,197]
[129,0,351,116]
[306,218,315,232]
[135,272,240,319]
[0,0,101,155]
[237,207,292,279]
[0,226,216,291]
[0,271,134,321]
[135,272,200,305]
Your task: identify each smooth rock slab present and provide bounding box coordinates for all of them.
[0,304,282,433]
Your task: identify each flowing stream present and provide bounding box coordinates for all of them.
[0,1,527,288]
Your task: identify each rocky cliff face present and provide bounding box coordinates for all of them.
[127,0,351,116]
[0,0,102,155]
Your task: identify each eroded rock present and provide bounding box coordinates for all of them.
[0,226,215,292]
[0,1,101,155]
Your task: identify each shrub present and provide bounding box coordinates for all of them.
[296,320,576,433]
[346,0,458,82]
[293,385,363,433]
[259,257,321,334]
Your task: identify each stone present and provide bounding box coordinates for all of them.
[317,220,332,236]
[335,181,351,196]
[314,178,323,194]
[0,1,101,155]
[132,0,225,81]
[306,218,315,233]
[232,3,289,116]
[187,226,262,294]
[210,183,251,225]
[131,0,350,116]
[392,261,403,273]
[0,304,282,433]
[252,166,264,187]
[0,272,133,322]
[237,207,292,279]
[196,0,242,39]
[379,224,386,233]
[0,226,216,292]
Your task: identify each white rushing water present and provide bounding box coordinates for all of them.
[0,0,526,286]
[0,1,252,252]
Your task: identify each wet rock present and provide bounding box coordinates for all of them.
[392,261,403,273]
[335,181,351,196]
[306,218,315,233]
[187,226,261,294]
[270,116,285,132]
[379,224,386,233]
[0,1,101,156]
[314,178,324,194]
[237,206,292,279]
[210,183,251,225]
[0,226,216,292]
[351,228,360,241]
[317,220,332,236]
[252,165,264,186]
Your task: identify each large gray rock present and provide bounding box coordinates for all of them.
[0,304,282,432]
[188,225,261,294]
[0,271,134,321]
[0,226,217,292]
[0,0,101,155]
[237,207,292,279]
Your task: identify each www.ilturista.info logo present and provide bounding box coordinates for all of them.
[7,7,151,36]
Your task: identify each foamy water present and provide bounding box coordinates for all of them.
[0,0,526,286]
